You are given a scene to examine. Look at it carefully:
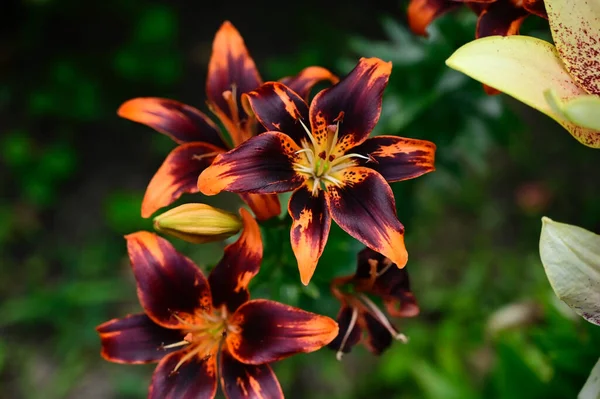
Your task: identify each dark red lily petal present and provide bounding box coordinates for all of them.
[198,132,305,196]
[126,232,212,328]
[149,349,217,399]
[327,305,362,357]
[226,299,338,364]
[279,66,339,102]
[309,58,391,154]
[206,21,262,146]
[117,97,227,148]
[325,167,408,270]
[362,311,394,355]
[97,314,184,364]
[244,82,310,146]
[354,248,420,318]
[352,135,436,183]
[288,186,331,286]
[209,209,263,313]
[523,0,548,19]
[238,192,281,221]
[476,0,529,38]
[142,142,224,218]
[220,349,283,399]
[407,0,462,37]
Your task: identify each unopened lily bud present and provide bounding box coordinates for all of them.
[153,204,242,244]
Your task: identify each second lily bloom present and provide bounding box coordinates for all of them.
[198,57,436,285]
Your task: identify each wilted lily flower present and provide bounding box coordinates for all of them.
[118,21,338,219]
[97,210,338,398]
[446,0,600,147]
[198,57,436,285]
[539,217,600,326]
[408,0,547,38]
[328,248,419,359]
[153,203,242,244]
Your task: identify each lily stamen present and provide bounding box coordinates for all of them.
[336,307,359,361]
[358,293,408,342]
[192,152,221,161]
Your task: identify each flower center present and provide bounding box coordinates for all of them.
[292,117,371,196]
[159,305,240,375]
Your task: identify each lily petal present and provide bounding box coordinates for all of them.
[523,0,548,19]
[327,305,362,358]
[149,349,217,399]
[362,311,394,355]
[142,142,225,218]
[227,299,338,364]
[206,21,262,146]
[209,209,263,313]
[97,314,184,364]
[446,36,600,148]
[198,132,305,195]
[280,66,339,101]
[310,57,392,155]
[126,231,212,328]
[352,135,436,183]
[288,186,331,285]
[579,357,600,399]
[539,217,600,325]
[475,1,529,38]
[545,89,600,131]
[239,192,281,221]
[325,167,408,269]
[407,0,462,37]
[117,97,227,148]
[545,0,600,95]
[220,349,283,399]
[244,82,310,146]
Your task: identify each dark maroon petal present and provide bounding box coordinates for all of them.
[362,311,394,355]
[226,299,338,364]
[279,66,339,101]
[209,209,263,313]
[117,97,227,148]
[352,135,436,183]
[407,0,463,37]
[97,314,184,364]
[142,142,224,218]
[325,167,408,269]
[309,58,391,151]
[476,0,529,38]
[327,306,362,357]
[149,349,217,399]
[244,82,310,146]
[220,349,283,399]
[125,232,212,329]
[288,186,331,285]
[523,0,547,19]
[198,132,306,195]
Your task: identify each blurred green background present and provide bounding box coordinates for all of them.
[2,0,600,398]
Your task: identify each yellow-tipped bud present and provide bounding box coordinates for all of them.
[153,204,242,244]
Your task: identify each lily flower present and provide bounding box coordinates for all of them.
[197,57,436,285]
[118,21,338,219]
[446,0,600,147]
[328,247,419,359]
[97,209,338,398]
[408,0,547,38]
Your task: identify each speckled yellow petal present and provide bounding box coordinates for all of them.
[545,90,600,131]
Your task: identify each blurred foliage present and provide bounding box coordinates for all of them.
[2,1,600,398]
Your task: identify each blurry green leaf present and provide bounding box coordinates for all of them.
[105,191,152,233]
[539,217,600,325]
[580,358,600,399]
[1,130,33,168]
[134,6,177,43]
[38,143,77,180]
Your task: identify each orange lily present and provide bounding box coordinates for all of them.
[118,21,337,220]
[97,210,338,398]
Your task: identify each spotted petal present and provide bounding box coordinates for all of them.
[198,132,305,195]
[227,299,338,364]
[220,349,283,399]
[142,142,224,218]
[125,231,212,328]
[117,97,227,148]
[280,66,339,101]
[97,314,184,364]
[545,0,600,95]
[446,36,600,148]
[288,187,331,285]
[325,167,408,269]
[209,209,263,313]
[353,135,436,183]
